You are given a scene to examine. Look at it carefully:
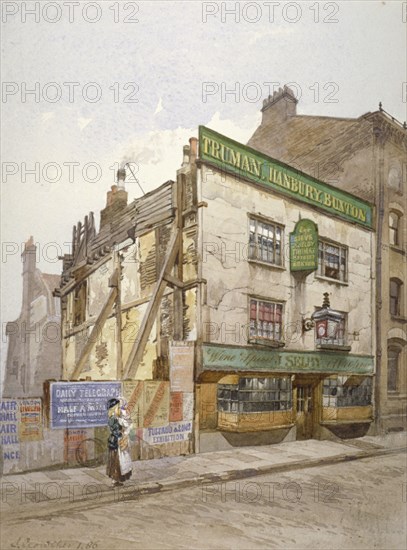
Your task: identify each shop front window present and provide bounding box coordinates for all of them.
[218,377,292,413]
[323,376,372,407]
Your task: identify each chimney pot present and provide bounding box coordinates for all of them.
[189,137,198,159]
[117,168,126,182]
[182,145,190,167]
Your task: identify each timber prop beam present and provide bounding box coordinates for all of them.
[70,270,119,380]
[122,227,181,380]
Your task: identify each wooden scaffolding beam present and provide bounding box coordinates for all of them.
[70,274,118,380]
[122,226,181,380]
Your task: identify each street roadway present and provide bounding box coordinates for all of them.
[2,452,406,550]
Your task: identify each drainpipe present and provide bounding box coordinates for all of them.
[374,125,385,434]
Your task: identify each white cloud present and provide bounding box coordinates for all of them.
[248,27,295,45]
[204,111,260,144]
[78,117,92,131]
[106,113,260,197]
[41,112,55,123]
[154,97,164,115]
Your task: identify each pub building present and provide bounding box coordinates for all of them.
[54,123,375,464]
[193,125,375,450]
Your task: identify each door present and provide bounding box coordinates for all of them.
[296,385,314,440]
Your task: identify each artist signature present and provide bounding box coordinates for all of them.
[9,538,98,549]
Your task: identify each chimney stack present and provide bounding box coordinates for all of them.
[22,236,37,318]
[22,236,36,276]
[100,170,128,229]
[260,85,298,126]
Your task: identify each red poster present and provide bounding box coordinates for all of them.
[169,392,183,422]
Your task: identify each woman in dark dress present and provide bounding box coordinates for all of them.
[106,397,132,486]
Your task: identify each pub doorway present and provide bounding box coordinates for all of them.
[294,376,321,440]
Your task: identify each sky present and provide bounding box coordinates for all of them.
[1,0,406,383]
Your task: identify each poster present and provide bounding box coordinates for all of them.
[64,428,87,464]
[143,381,170,428]
[182,393,194,422]
[0,398,20,462]
[50,381,122,429]
[123,380,144,427]
[169,392,183,422]
[169,341,194,393]
[19,398,43,442]
[143,421,193,446]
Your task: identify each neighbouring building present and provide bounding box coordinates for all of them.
[248,86,406,434]
[3,236,62,398]
[2,236,63,474]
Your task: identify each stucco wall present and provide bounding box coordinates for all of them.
[199,165,374,357]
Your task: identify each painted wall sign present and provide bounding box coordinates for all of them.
[203,344,374,375]
[0,399,20,461]
[290,219,318,272]
[19,398,43,442]
[199,126,373,229]
[170,341,194,393]
[143,421,193,445]
[50,381,122,429]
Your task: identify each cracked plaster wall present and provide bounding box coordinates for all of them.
[200,165,374,356]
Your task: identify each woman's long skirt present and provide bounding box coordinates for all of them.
[106,449,132,482]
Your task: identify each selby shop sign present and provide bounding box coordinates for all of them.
[199,126,373,229]
[203,344,374,375]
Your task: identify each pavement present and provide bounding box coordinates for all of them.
[1,431,406,520]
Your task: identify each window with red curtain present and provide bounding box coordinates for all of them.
[250,299,283,341]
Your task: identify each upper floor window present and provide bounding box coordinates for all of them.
[249,218,283,266]
[250,298,283,342]
[390,278,403,317]
[389,212,400,246]
[388,167,402,192]
[317,240,347,282]
[387,346,400,392]
[74,282,87,326]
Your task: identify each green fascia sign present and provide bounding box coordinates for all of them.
[202,344,374,375]
[290,219,318,272]
[199,126,373,229]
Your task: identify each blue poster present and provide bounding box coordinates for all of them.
[50,382,122,429]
